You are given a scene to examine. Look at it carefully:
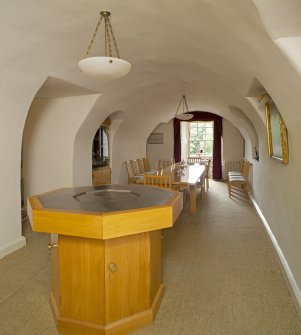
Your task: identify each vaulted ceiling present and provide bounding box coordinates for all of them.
[2,0,301,134]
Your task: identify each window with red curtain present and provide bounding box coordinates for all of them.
[174,112,223,179]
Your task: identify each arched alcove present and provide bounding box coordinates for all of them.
[146,114,254,180]
[22,77,100,208]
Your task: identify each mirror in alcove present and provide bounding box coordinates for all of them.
[92,117,111,185]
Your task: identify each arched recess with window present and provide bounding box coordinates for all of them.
[91,110,126,185]
[91,117,111,185]
[174,112,222,179]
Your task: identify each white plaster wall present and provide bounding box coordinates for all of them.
[146,121,174,170]
[23,94,100,202]
[251,122,301,306]
[0,71,46,258]
[111,122,150,184]
[222,119,244,162]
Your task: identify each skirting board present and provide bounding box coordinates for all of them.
[0,236,26,259]
[251,196,301,316]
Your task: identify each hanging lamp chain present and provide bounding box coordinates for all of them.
[104,17,110,56]
[107,17,120,58]
[176,95,189,115]
[85,11,120,58]
[85,16,103,57]
[183,95,189,113]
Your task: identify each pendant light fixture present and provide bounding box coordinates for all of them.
[175,95,194,120]
[78,10,131,79]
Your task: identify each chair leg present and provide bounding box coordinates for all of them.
[182,188,188,204]
[201,176,206,201]
[205,177,209,191]
[228,180,231,198]
[243,183,249,198]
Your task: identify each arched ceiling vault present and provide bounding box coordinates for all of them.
[2,0,300,142]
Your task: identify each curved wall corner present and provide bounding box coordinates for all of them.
[275,37,301,75]
[111,122,153,184]
[23,94,100,203]
[108,111,125,184]
[72,94,104,186]
[0,71,47,259]
[146,121,174,170]
[228,105,259,156]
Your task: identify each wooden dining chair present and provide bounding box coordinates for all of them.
[156,159,174,171]
[144,174,172,189]
[142,157,150,172]
[228,159,248,178]
[187,157,203,164]
[136,158,145,174]
[228,161,252,198]
[199,170,206,201]
[126,160,143,184]
[205,159,211,191]
[196,160,210,201]
[130,160,140,176]
[125,160,135,184]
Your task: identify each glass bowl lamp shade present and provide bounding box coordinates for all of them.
[175,113,194,120]
[78,10,131,80]
[175,95,194,120]
[78,56,131,79]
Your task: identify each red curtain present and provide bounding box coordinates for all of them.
[173,112,223,180]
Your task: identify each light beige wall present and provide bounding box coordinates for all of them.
[251,121,301,306]
[222,119,244,162]
[146,121,174,170]
[23,94,99,203]
[0,71,46,258]
[110,122,150,184]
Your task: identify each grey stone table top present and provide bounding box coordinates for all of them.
[37,184,173,213]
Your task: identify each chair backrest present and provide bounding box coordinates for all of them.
[131,160,141,176]
[144,174,172,189]
[204,161,210,178]
[205,159,211,178]
[156,159,174,170]
[240,159,249,174]
[188,157,203,164]
[125,160,135,178]
[242,161,252,179]
[136,159,145,174]
[142,157,150,172]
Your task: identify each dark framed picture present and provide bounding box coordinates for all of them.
[265,101,288,163]
[148,133,163,144]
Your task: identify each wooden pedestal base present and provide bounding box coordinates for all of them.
[50,231,164,335]
[50,285,164,335]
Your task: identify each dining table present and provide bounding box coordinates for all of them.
[160,163,206,213]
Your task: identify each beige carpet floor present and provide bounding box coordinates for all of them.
[0,181,300,335]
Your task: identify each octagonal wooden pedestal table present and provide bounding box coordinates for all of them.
[28,184,183,335]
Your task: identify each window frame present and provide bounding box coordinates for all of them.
[188,121,214,158]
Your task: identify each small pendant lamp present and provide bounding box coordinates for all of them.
[175,95,194,120]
